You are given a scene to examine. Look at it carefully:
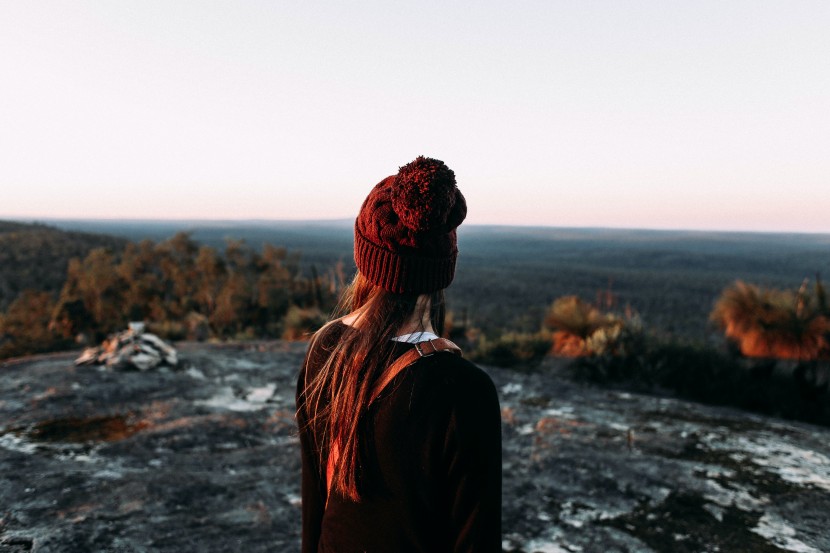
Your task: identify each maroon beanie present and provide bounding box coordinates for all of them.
[354,156,467,294]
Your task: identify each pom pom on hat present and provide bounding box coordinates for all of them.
[391,156,459,232]
[354,156,467,294]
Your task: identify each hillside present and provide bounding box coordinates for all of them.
[0,221,127,311]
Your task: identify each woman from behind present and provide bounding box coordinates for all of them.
[296,156,501,552]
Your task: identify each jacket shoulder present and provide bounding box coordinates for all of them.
[410,353,500,406]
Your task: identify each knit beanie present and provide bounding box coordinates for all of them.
[354,156,467,294]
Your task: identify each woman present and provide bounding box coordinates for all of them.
[296,157,502,552]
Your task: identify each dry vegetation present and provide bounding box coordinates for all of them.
[2,221,829,425]
[710,279,829,360]
[0,228,335,359]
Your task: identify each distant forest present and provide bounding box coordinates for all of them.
[1,218,829,360]
[44,219,830,337]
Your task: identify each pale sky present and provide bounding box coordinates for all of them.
[1,1,828,232]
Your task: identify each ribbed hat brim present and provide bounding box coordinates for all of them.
[354,229,457,294]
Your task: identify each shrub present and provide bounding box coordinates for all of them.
[282,306,327,341]
[545,295,643,357]
[146,319,187,341]
[710,279,829,360]
[570,338,830,427]
[469,332,550,370]
[0,290,69,358]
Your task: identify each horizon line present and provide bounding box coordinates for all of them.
[2,215,830,238]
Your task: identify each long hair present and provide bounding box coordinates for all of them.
[301,272,445,502]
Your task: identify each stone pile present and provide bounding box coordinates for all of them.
[74,322,178,371]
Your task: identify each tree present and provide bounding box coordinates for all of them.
[117,240,163,322]
[51,249,126,340]
[0,290,65,358]
[253,244,292,334]
[155,233,199,318]
[211,272,251,337]
[193,245,227,318]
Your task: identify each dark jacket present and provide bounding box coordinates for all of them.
[296,321,502,552]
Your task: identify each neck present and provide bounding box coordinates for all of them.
[397,294,433,335]
[396,316,434,336]
[340,294,434,336]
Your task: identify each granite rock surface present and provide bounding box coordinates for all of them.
[1,343,829,553]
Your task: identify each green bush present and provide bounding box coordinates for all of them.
[469,332,550,371]
[282,306,327,340]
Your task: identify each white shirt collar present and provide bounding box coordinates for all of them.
[392,331,440,343]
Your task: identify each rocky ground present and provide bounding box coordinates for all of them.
[1,343,829,553]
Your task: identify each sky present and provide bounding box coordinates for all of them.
[1,1,829,233]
